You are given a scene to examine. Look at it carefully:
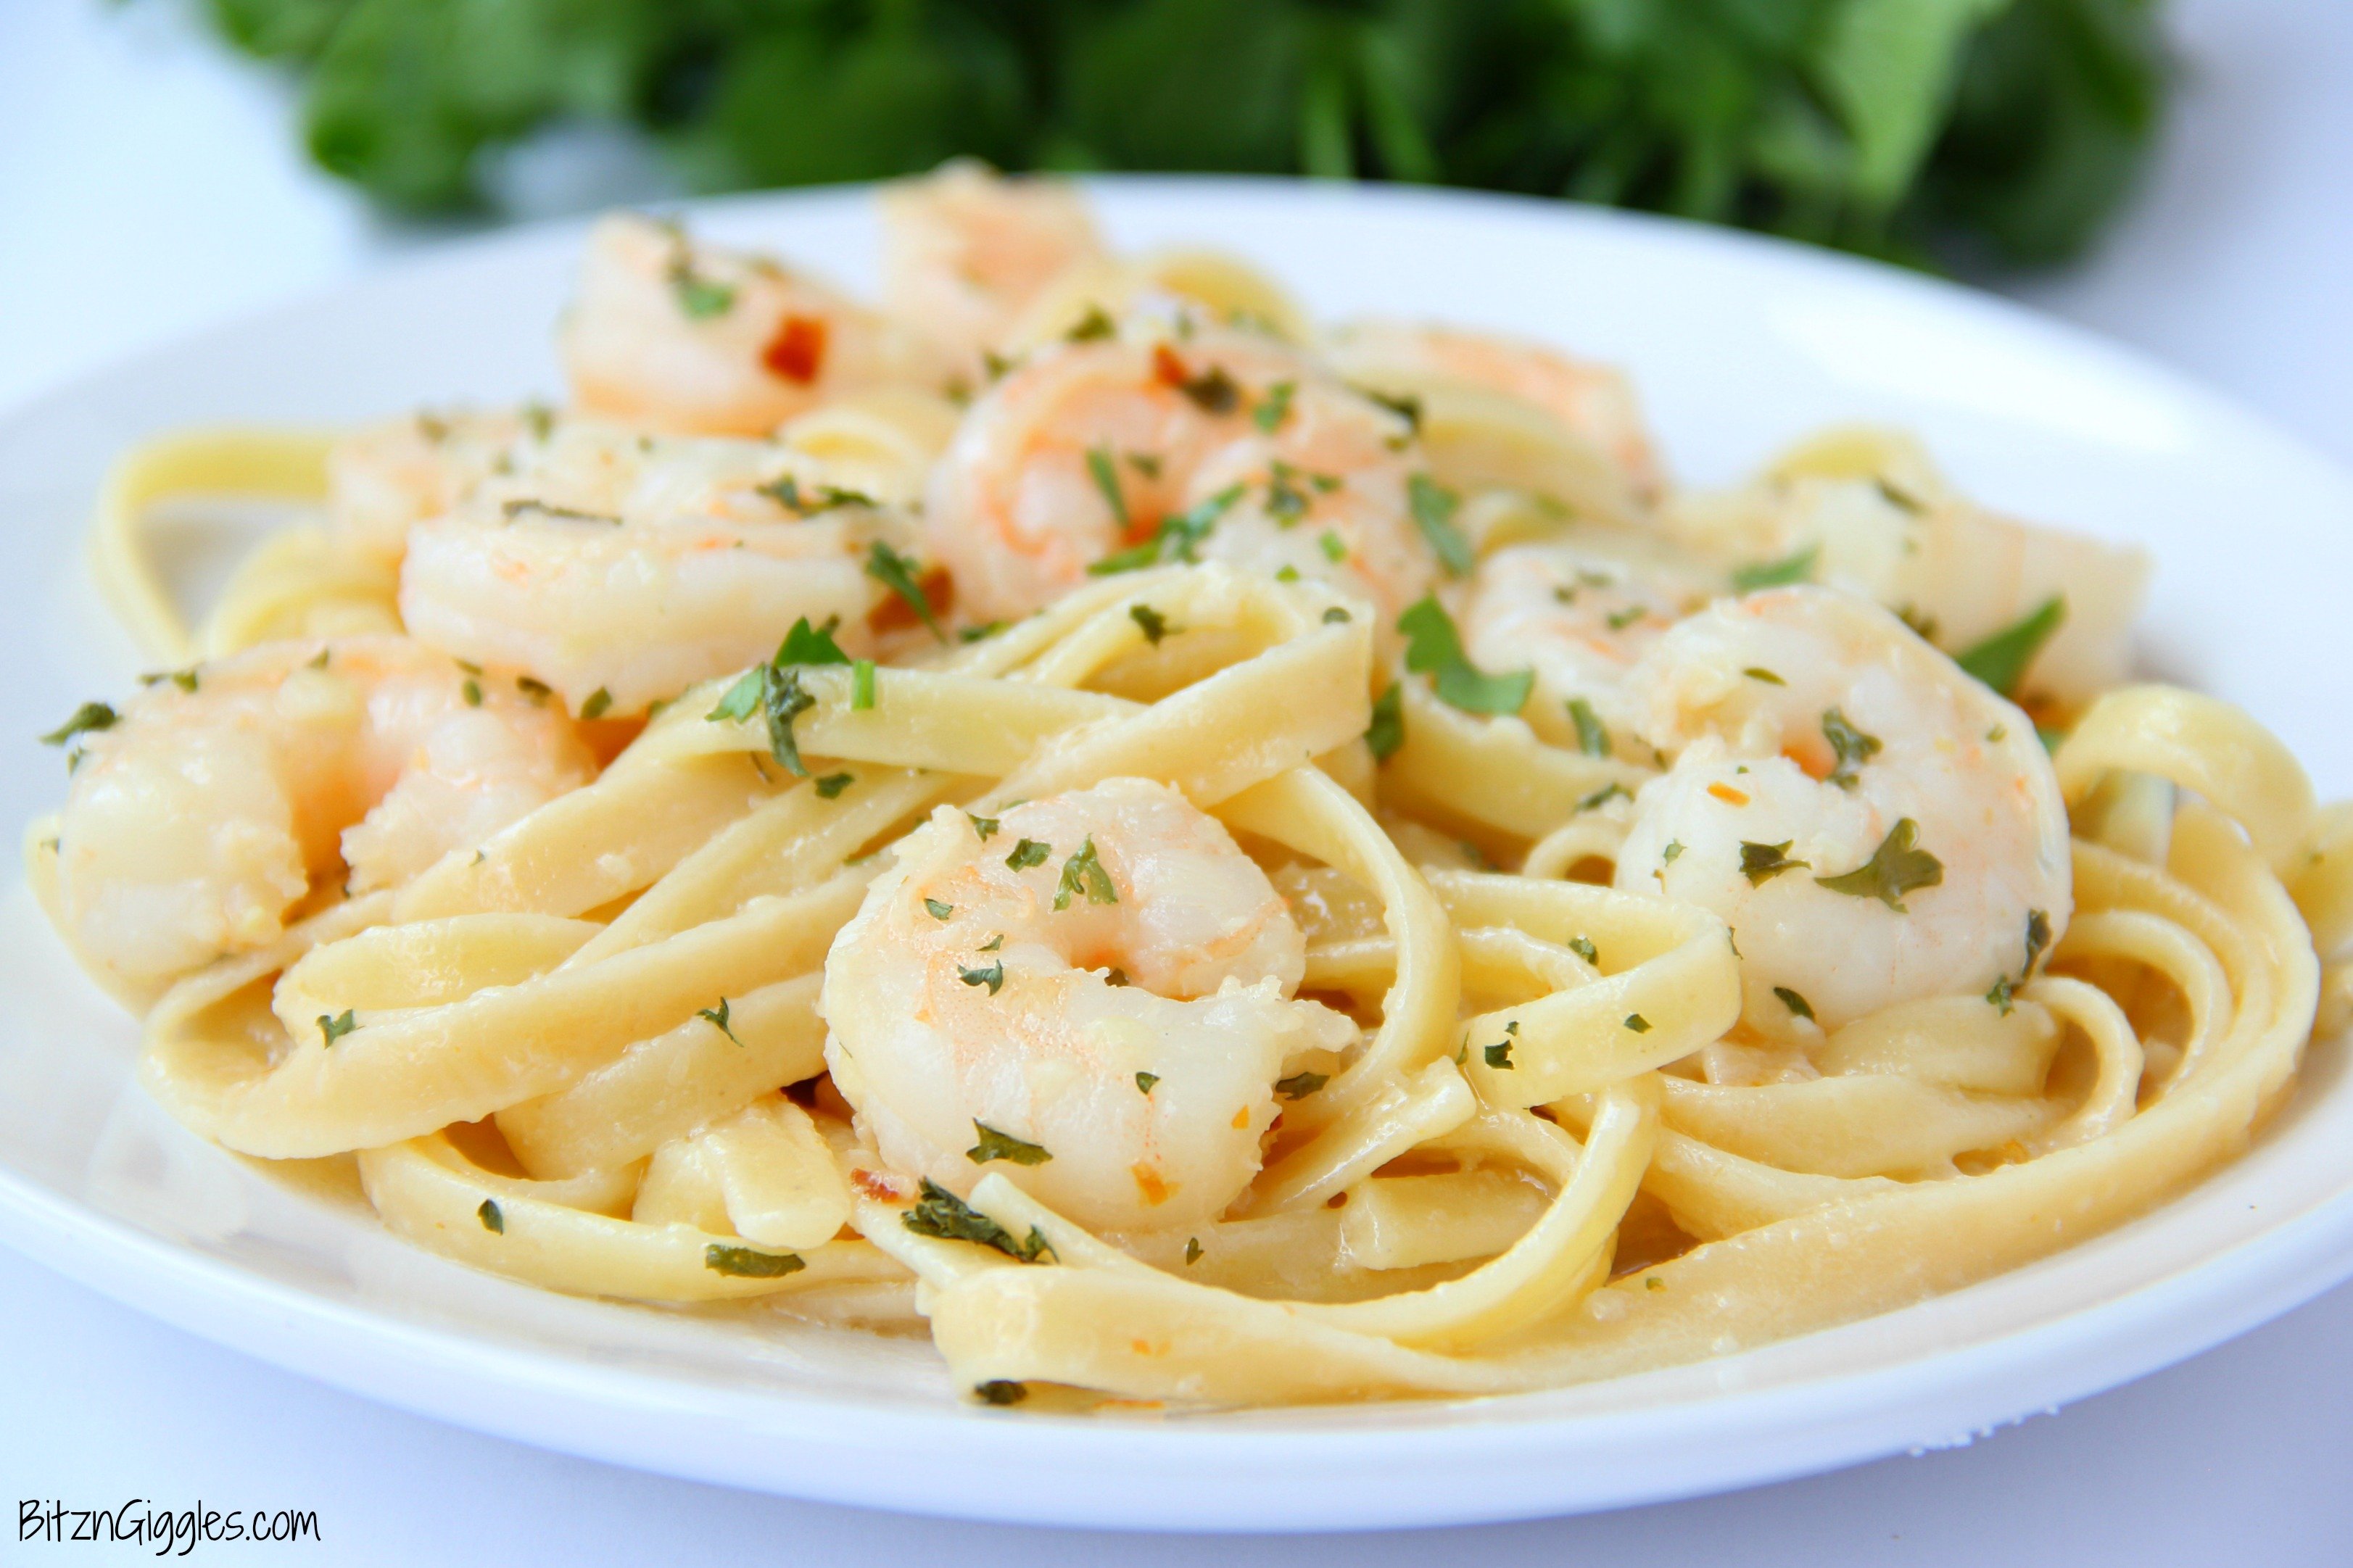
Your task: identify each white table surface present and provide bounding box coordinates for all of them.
[4,1,2350,1559]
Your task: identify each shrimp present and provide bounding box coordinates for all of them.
[385,417,936,715]
[560,214,946,437]
[1660,428,2150,706]
[924,323,1439,626]
[49,636,594,992]
[1612,586,2071,1042]
[878,160,1106,382]
[328,410,526,567]
[822,779,1355,1232]
[1459,539,1716,756]
[1323,320,1663,499]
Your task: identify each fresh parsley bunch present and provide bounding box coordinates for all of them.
[202,0,2167,265]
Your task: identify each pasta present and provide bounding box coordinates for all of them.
[22,166,2349,1411]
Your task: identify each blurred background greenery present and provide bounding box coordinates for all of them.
[199,0,2168,267]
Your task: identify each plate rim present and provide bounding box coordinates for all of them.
[5,175,2353,1532]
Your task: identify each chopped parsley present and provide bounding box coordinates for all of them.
[477,1199,503,1233]
[1662,841,1684,865]
[1986,975,2015,1015]
[1066,304,1116,341]
[959,621,1008,643]
[1605,605,1647,631]
[1578,781,1632,812]
[697,998,744,1045]
[851,659,876,710]
[1266,461,1310,526]
[1053,837,1118,910]
[666,250,735,319]
[904,1178,1054,1261]
[139,668,200,694]
[317,1009,357,1046]
[1087,483,1244,574]
[925,898,954,920]
[814,772,854,799]
[1104,967,1129,987]
[500,498,619,526]
[1254,379,1296,432]
[967,813,1000,842]
[762,475,876,515]
[958,960,1006,994]
[1185,1237,1203,1265]
[1085,444,1129,529]
[1129,602,1170,644]
[1275,1071,1328,1100]
[1005,837,1051,871]
[1821,707,1882,790]
[40,702,117,747]
[581,686,613,720]
[1566,697,1609,758]
[706,617,848,776]
[1318,529,1347,563]
[1483,1022,1519,1070]
[1361,389,1421,432]
[1729,544,1818,594]
[969,1121,1053,1166]
[1127,452,1162,478]
[1323,606,1352,623]
[2023,908,2053,976]
[976,1380,1028,1406]
[1569,936,1600,966]
[462,678,483,707]
[1171,360,1240,414]
[1773,986,1816,1021]
[1136,1071,1159,1095]
[866,540,946,642]
[1365,683,1405,761]
[1956,595,2066,699]
[515,674,551,705]
[1816,818,1944,910]
[1407,473,1475,576]
[1398,595,1533,715]
[1740,840,1809,885]
[1743,666,1785,685]
[704,1243,806,1277]
[1624,1013,1652,1033]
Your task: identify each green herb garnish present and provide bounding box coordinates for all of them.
[925,898,954,920]
[1956,595,2066,699]
[975,1380,1028,1406]
[581,686,613,720]
[1087,484,1243,574]
[1566,697,1609,758]
[1135,1071,1159,1095]
[1730,545,1818,593]
[814,772,853,799]
[1816,818,1944,910]
[1052,836,1118,910]
[1740,841,1810,885]
[1397,595,1532,715]
[959,960,1006,994]
[318,1009,357,1046]
[1743,667,1785,685]
[851,659,876,710]
[967,813,999,842]
[1624,1013,1651,1033]
[1275,1071,1328,1100]
[1821,707,1882,790]
[1407,473,1474,576]
[477,1199,503,1233]
[41,702,117,747]
[1774,986,1816,1021]
[1085,444,1129,529]
[1129,602,1170,644]
[903,1179,1053,1263]
[1254,379,1296,433]
[697,997,743,1045]
[704,1243,806,1277]
[865,540,946,642]
[1005,837,1051,871]
[968,1121,1052,1166]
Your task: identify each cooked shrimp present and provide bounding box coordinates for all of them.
[1323,320,1663,499]
[1613,586,2070,1041]
[560,214,946,436]
[389,417,935,715]
[50,636,594,991]
[1459,539,1714,755]
[823,779,1355,1232]
[327,410,527,567]
[924,323,1438,625]
[1661,428,2150,705]
[878,160,1105,382]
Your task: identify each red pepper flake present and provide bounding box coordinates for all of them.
[763,314,827,384]
[1151,342,1190,389]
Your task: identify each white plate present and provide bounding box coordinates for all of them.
[4,179,2352,1534]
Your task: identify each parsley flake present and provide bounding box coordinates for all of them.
[969,1121,1052,1166]
[814,772,853,799]
[1822,707,1882,790]
[1365,683,1405,761]
[1730,545,1818,593]
[1254,379,1296,433]
[925,898,954,920]
[866,541,946,641]
[1744,667,1785,685]
[1136,1071,1159,1095]
[1398,596,1533,715]
[318,1009,357,1046]
[976,1380,1028,1406]
[851,658,876,710]
[1816,818,1944,910]
[1087,484,1243,574]
[1185,1237,1203,1265]
[967,813,1000,842]
[2023,908,2053,976]
[695,999,746,1046]
[1005,837,1051,871]
[1740,840,1810,885]
[1129,602,1170,644]
[1624,1013,1652,1033]
[1567,697,1610,758]
[903,1179,1054,1262]
[1955,595,2065,699]
[1085,444,1129,529]
[1579,781,1632,812]
[958,960,1006,994]
[704,1243,806,1277]
[41,702,117,747]
[1053,836,1118,910]
[1774,986,1816,1021]
[477,1199,503,1233]
[1407,473,1474,576]
[1986,975,2015,1015]
[1275,1071,1328,1100]
[581,686,613,720]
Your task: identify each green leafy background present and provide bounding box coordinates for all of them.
[204,0,2169,265]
